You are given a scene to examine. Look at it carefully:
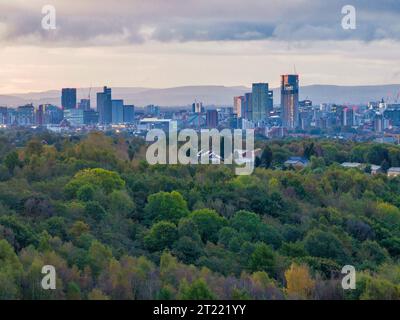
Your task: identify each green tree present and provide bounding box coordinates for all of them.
[179,279,216,300]
[304,230,347,261]
[65,168,125,198]
[260,146,273,168]
[144,191,189,224]
[77,184,95,202]
[188,209,226,243]
[4,151,20,173]
[0,239,23,299]
[248,243,276,275]
[107,190,135,216]
[144,221,179,252]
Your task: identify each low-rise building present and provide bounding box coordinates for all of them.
[284,157,309,169]
[341,162,364,169]
[370,165,383,175]
[388,167,400,178]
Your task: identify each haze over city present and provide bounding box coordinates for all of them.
[1,0,400,94]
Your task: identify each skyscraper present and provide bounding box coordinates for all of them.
[44,105,63,124]
[251,83,273,122]
[123,105,135,123]
[234,96,244,118]
[341,107,354,127]
[78,99,91,111]
[206,109,218,128]
[244,92,252,121]
[192,101,204,114]
[97,86,112,124]
[61,88,77,110]
[36,105,44,126]
[112,99,124,124]
[17,104,35,126]
[281,75,299,129]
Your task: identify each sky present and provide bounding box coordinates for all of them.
[0,0,400,94]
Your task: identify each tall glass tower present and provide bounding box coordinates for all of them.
[97,86,112,124]
[281,75,299,129]
[61,88,77,110]
[251,83,273,122]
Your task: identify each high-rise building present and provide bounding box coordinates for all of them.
[374,113,384,133]
[44,105,63,125]
[83,110,99,125]
[251,83,273,122]
[61,88,77,110]
[36,105,44,126]
[111,99,124,124]
[64,109,84,126]
[206,109,218,128]
[8,109,18,125]
[0,107,8,125]
[123,105,135,123]
[384,109,400,126]
[192,101,204,114]
[17,104,35,126]
[281,75,299,129]
[234,96,244,118]
[78,99,91,111]
[97,86,112,124]
[145,105,160,117]
[244,93,252,121]
[341,107,354,127]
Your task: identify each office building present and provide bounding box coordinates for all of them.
[64,109,84,126]
[281,75,299,129]
[36,105,44,126]
[206,109,218,128]
[61,88,77,110]
[251,83,273,122]
[97,86,112,124]
[78,99,91,111]
[0,107,8,125]
[17,104,35,126]
[192,101,204,114]
[234,96,244,118]
[145,105,160,117]
[341,107,354,127]
[44,105,63,124]
[111,99,124,124]
[384,109,400,126]
[244,93,252,120]
[83,110,99,125]
[123,105,135,123]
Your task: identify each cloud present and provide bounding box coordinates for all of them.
[0,0,399,46]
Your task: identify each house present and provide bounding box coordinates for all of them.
[388,167,400,178]
[341,162,364,169]
[370,165,383,175]
[284,157,309,169]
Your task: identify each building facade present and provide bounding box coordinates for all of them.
[97,86,112,124]
[111,99,124,124]
[251,83,273,122]
[281,75,299,129]
[61,88,77,110]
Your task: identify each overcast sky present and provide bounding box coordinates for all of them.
[0,0,400,93]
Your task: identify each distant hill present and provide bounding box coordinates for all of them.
[1,84,400,108]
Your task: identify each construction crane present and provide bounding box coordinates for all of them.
[88,85,92,100]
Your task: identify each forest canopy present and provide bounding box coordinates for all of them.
[1,129,400,300]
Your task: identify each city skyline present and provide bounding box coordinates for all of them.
[1,1,400,93]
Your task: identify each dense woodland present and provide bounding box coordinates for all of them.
[1,129,400,300]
